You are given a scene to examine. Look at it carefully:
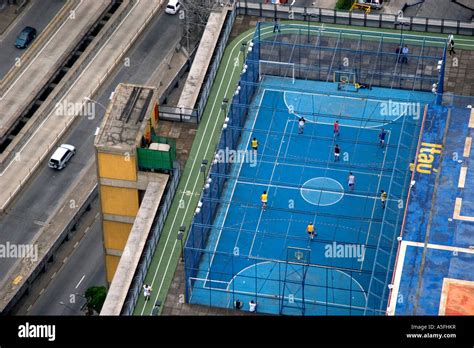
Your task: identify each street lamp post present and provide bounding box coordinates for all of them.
[221,98,229,116]
[83,96,107,111]
[240,42,247,64]
[201,159,208,184]
[177,225,185,262]
[305,12,314,43]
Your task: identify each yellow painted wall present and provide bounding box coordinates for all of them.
[100,185,139,217]
[105,255,121,283]
[103,220,133,250]
[97,152,137,181]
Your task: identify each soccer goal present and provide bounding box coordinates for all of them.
[334,70,358,92]
[258,60,295,84]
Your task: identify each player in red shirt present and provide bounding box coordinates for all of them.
[334,120,340,137]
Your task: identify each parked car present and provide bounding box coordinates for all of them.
[48,144,76,170]
[358,0,384,9]
[15,26,37,49]
[165,0,181,14]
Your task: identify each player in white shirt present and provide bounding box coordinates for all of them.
[249,300,257,312]
[348,172,355,191]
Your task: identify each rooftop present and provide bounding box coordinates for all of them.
[95,83,157,152]
[402,0,473,22]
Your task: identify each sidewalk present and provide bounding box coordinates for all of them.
[0,0,164,212]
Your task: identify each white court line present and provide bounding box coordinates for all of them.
[386,240,408,315]
[192,277,370,311]
[248,119,290,258]
[0,0,84,100]
[361,130,391,271]
[387,239,474,315]
[203,261,368,309]
[204,86,265,282]
[280,87,407,129]
[257,159,393,178]
[403,240,474,254]
[235,180,396,202]
[458,166,467,188]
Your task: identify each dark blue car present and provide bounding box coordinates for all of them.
[15,26,37,49]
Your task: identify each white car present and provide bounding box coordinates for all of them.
[48,144,76,170]
[165,0,181,14]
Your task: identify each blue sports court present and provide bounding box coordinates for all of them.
[184,24,446,315]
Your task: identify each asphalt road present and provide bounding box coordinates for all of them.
[27,214,103,315]
[0,9,183,296]
[0,0,66,79]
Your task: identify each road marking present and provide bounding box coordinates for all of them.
[75,275,85,289]
[51,271,57,279]
[33,220,47,226]
[453,197,474,222]
[73,241,79,248]
[62,256,68,263]
[458,166,467,188]
[94,127,100,136]
[39,288,45,295]
[464,137,472,157]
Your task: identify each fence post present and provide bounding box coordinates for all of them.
[379,13,381,28]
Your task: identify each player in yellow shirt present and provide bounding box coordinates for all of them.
[251,137,258,153]
[306,222,316,240]
[380,190,388,209]
[261,190,268,210]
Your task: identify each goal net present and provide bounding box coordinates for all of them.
[258,60,295,84]
[334,70,358,92]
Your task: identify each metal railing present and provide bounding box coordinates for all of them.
[121,163,181,315]
[236,1,474,36]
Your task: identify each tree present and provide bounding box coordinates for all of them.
[84,286,107,315]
